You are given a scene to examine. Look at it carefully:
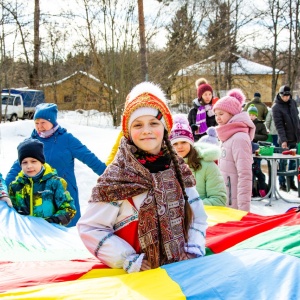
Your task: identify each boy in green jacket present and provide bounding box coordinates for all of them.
[9,138,76,226]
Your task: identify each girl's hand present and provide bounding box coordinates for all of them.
[180,252,197,261]
[140,259,151,271]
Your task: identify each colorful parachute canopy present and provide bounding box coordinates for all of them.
[1,201,300,299]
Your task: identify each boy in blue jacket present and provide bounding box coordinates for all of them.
[8,138,76,226]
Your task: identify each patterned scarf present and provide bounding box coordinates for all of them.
[89,137,196,268]
[195,105,208,135]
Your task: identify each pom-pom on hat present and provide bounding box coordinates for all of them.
[213,88,246,116]
[254,92,261,98]
[169,114,194,146]
[34,103,58,126]
[247,104,258,116]
[17,138,45,165]
[197,83,213,100]
[198,127,219,145]
[122,82,173,139]
[195,78,208,89]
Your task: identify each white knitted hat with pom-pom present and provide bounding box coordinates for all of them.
[213,88,245,116]
[198,127,219,146]
[122,82,173,139]
[169,114,194,146]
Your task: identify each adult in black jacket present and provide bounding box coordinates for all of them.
[272,85,300,191]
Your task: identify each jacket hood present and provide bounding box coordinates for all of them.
[274,93,291,104]
[16,163,57,184]
[193,141,221,162]
[192,98,201,107]
[251,97,262,103]
[228,111,255,128]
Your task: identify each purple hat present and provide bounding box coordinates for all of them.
[169,114,194,146]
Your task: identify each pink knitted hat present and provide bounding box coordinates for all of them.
[197,83,213,99]
[213,88,246,115]
[169,114,194,146]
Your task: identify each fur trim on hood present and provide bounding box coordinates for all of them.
[193,141,221,162]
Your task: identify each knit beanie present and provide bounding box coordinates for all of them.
[279,85,291,96]
[122,82,173,139]
[198,127,219,145]
[197,83,213,100]
[254,92,261,98]
[169,114,194,146]
[213,88,246,116]
[247,104,258,116]
[17,138,45,165]
[34,103,58,126]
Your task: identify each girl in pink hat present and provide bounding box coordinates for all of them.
[170,114,226,206]
[213,89,255,211]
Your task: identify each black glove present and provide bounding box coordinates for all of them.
[190,124,198,132]
[45,216,60,224]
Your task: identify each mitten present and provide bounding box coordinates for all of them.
[190,124,198,132]
[45,216,61,224]
[0,196,13,207]
[207,109,215,117]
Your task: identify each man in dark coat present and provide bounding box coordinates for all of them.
[272,85,300,191]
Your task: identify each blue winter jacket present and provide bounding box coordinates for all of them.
[9,163,76,226]
[5,126,107,226]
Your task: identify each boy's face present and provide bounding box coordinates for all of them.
[21,157,43,177]
[249,114,257,120]
[215,109,233,125]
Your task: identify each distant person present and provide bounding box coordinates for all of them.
[188,78,217,142]
[265,109,279,147]
[248,105,268,143]
[170,115,226,206]
[248,105,269,197]
[5,103,107,226]
[272,85,300,192]
[8,138,76,226]
[243,92,268,121]
[214,89,255,211]
[78,82,207,273]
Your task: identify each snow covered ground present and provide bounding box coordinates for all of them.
[1,110,300,216]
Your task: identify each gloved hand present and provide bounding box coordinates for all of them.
[190,124,198,132]
[0,196,13,207]
[45,216,61,224]
[207,109,215,117]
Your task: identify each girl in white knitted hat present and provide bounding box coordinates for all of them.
[78,82,207,273]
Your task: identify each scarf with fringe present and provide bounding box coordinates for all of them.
[89,137,195,268]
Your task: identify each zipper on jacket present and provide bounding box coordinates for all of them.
[29,178,34,216]
[226,176,232,206]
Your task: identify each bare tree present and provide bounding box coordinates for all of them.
[32,0,40,88]
[138,0,148,81]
